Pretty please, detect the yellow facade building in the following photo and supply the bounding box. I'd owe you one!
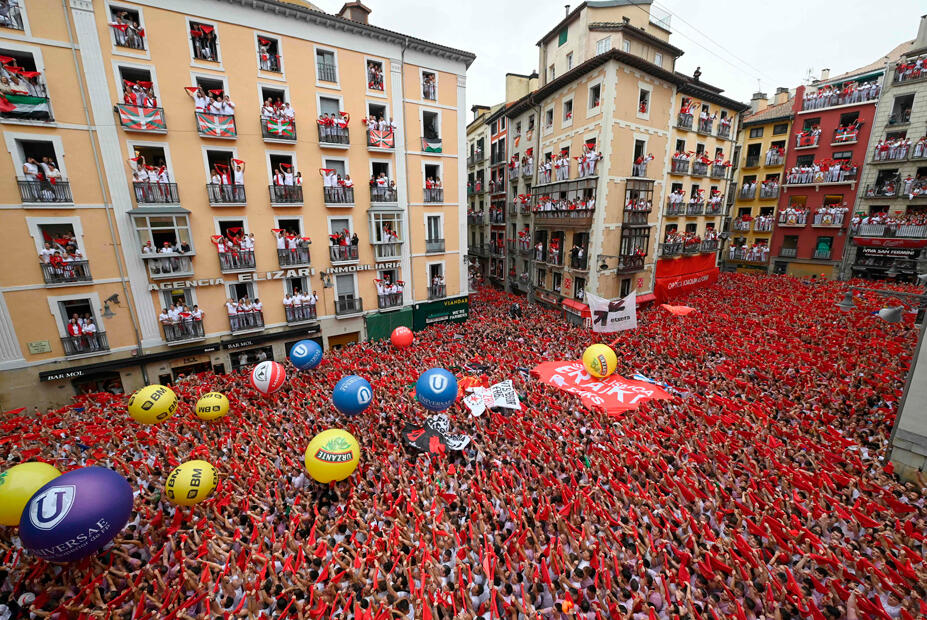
[726,89,793,272]
[0,0,473,408]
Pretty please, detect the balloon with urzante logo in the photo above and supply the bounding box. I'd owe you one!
[415,368,458,411]
[289,339,323,370]
[304,429,360,483]
[332,375,373,416]
[19,467,133,563]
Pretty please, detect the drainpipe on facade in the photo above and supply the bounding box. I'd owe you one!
[399,36,417,304]
[62,0,148,383]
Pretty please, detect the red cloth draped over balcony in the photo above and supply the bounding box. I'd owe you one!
[654,254,718,303]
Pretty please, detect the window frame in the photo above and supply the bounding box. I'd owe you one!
[254,31,285,79]
[105,1,148,58]
[26,216,86,258]
[131,213,195,256]
[595,36,611,56]
[420,67,438,102]
[185,17,223,70]
[425,212,444,242]
[587,80,603,116]
[562,98,574,128]
[364,56,388,98]
[637,84,651,121]
[313,45,340,90]
[6,131,70,181]
[46,291,106,340]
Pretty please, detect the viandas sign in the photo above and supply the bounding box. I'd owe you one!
[412,295,469,331]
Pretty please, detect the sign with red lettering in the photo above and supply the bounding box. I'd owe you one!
[531,360,671,416]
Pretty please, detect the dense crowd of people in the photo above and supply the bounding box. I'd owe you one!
[2,275,927,619]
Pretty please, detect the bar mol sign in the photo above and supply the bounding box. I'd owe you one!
[146,268,314,291]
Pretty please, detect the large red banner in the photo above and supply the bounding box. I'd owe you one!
[853,238,927,248]
[654,255,718,302]
[531,360,672,416]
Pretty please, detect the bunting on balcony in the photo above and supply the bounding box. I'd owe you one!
[422,137,442,153]
[0,93,50,118]
[265,117,295,137]
[116,104,166,131]
[368,129,394,149]
[196,112,236,137]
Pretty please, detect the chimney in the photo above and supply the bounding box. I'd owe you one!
[774,87,789,105]
[565,4,570,17]
[915,14,927,51]
[750,91,768,114]
[337,1,371,24]
[820,68,830,81]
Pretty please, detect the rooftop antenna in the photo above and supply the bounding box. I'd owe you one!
[804,67,815,85]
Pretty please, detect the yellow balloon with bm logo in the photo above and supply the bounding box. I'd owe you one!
[582,344,617,379]
[127,384,178,425]
[304,429,360,483]
[165,460,218,506]
[195,392,230,421]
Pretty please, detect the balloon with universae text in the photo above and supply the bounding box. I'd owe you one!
[332,375,373,416]
[415,368,458,411]
[0,462,61,526]
[19,467,132,562]
[251,361,286,396]
[289,339,323,370]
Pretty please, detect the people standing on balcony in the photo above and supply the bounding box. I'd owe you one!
[184,86,210,111]
[697,108,716,133]
[366,61,383,90]
[225,298,239,331]
[707,188,723,212]
[894,55,927,81]
[765,144,785,165]
[802,80,881,110]
[874,137,911,161]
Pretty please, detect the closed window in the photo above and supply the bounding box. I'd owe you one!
[772,123,788,135]
[749,127,763,138]
[595,37,610,55]
[558,29,568,46]
[654,52,663,67]
[622,40,631,53]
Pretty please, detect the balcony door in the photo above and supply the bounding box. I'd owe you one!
[335,274,355,302]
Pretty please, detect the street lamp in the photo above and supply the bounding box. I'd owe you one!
[836,291,856,312]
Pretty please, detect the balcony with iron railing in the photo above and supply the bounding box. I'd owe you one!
[323,186,354,206]
[700,239,719,253]
[317,62,337,83]
[373,242,402,261]
[718,124,732,139]
[704,201,724,216]
[132,182,178,205]
[813,248,832,260]
[795,133,819,149]
[367,128,395,150]
[616,254,645,274]
[622,211,650,226]
[377,292,403,310]
[660,242,682,257]
[745,155,761,168]
[285,303,318,324]
[40,260,91,285]
[468,243,488,257]
[873,145,910,163]
[489,243,505,258]
[534,208,595,227]
[779,247,798,258]
[892,64,927,85]
[740,185,756,200]
[218,250,255,272]
[335,297,363,316]
[207,183,246,206]
[570,254,589,271]
[0,84,52,122]
[277,247,311,268]
[710,165,728,180]
[61,332,109,356]
[676,113,693,130]
[759,185,779,199]
[800,87,880,111]
[682,241,700,255]
[261,118,297,142]
[686,202,705,216]
[18,179,73,204]
[777,212,807,227]
[270,185,304,205]
[832,127,859,145]
[811,212,845,228]
[1,1,25,30]
[670,159,689,175]
[370,187,397,203]
[142,253,193,279]
[467,213,484,225]
[733,219,751,232]
[467,183,483,197]
[697,119,714,135]
[229,311,264,334]
[162,320,205,345]
[318,124,349,147]
[194,112,237,138]
[426,238,445,253]
[522,165,533,178]
[854,223,927,238]
[766,152,785,166]
[424,188,444,203]
[691,161,709,176]
[631,162,650,178]
[665,202,686,216]
[730,247,769,264]
[489,210,505,224]
[114,104,166,132]
[428,284,446,300]
[329,244,359,263]
[545,248,563,267]
[784,169,858,187]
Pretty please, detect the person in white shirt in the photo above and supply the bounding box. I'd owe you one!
[219,95,235,116]
[225,298,239,331]
[252,298,263,326]
[281,103,295,120]
[307,291,318,319]
[159,308,173,340]
[283,292,294,320]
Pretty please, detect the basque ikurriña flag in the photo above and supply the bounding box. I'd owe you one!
[368,129,395,149]
[265,117,295,137]
[196,112,237,137]
[116,104,166,131]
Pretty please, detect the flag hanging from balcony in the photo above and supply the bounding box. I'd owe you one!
[368,129,394,149]
[265,117,295,137]
[116,104,166,131]
[422,137,442,153]
[586,291,637,333]
[0,94,50,119]
[195,111,237,137]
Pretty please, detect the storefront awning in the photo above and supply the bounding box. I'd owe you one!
[561,298,590,317]
[636,293,656,304]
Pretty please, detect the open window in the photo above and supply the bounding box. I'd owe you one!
[422,70,436,100]
[370,161,395,202]
[261,85,287,111]
[428,263,445,299]
[0,0,24,31]
[890,94,914,125]
[194,75,225,100]
[544,108,554,129]
[366,59,385,91]
[257,34,281,73]
[189,21,219,63]
[15,138,67,203]
[316,48,337,83]
[127,144,173,204]
[368,102,387,121]
[0,48,49,118]
[118,66,157,108]
[588,83,601,111]
[638,88,650,115]
[58,298,107,354]
[109,5,145,50]
[563,99,573,123]
[422,110,441,152]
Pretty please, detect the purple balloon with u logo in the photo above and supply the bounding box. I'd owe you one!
[19,466,133,563]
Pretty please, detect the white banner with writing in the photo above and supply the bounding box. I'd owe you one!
[587,290,637,333]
